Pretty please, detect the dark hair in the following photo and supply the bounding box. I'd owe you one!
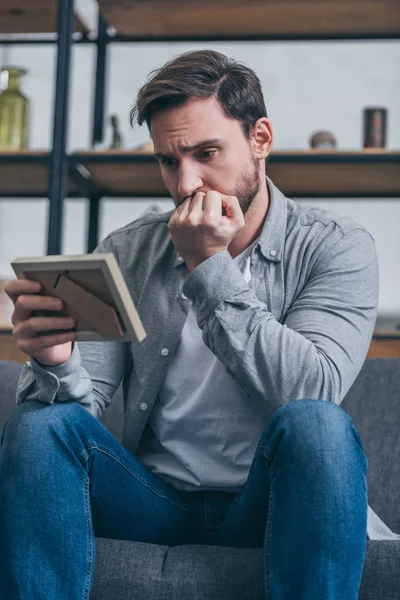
[130,50,267,140]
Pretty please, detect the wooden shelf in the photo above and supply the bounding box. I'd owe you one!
[71,150,400,198]
[0,149,399,198]
[98,0,400,39]
[0,0,88,35]
[0,151,80,197]
[72,150,168,197]
[268,150,400,197]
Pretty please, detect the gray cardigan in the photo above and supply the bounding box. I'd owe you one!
[17,179,396,540]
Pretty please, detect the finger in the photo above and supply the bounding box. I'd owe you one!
[12,294,64,326]
[221,195,244,222]
[4,279,41,305]
[17,332,76,355]
[203,191,223,223]
[173,196,192,221]
[14,316,75,339]
[187,192,205,218]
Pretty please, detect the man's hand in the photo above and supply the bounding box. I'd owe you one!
[168,191,245,271]
[5,278,76,366]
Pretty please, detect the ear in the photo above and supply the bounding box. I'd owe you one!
[250,117,273,160]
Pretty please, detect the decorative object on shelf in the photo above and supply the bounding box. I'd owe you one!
[363,107,387,148]
[0,66,30,150]
[133,140,154,154]
[109,114,123,149]
[309,130,337,149]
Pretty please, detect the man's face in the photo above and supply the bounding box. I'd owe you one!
[151,97,260,214]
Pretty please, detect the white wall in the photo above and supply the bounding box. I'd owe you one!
[0,40,399,316]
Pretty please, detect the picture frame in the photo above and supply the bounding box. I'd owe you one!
[11,253,146,343]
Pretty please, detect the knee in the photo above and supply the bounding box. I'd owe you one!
[1,400,88,453]
[262,399,364,458]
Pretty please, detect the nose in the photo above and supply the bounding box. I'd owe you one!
[177,161,203,201]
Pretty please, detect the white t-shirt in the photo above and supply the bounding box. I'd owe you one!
[136,240,269,492]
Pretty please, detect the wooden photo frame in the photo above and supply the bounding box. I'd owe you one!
[11,253,146,343]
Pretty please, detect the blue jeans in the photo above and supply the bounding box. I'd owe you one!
[0,398,367,599]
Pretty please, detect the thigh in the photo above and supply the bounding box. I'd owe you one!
[2,400,197,547]
[212,442,271,549]
[87,437,196,546]
[76,407,202,546]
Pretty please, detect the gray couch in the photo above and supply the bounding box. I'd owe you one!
[1,358,399,599]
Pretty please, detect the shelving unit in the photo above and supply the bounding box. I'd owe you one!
[1,0,400,251]
[98,0,400,40]
[0,0,88,35]
[0,0,399,357]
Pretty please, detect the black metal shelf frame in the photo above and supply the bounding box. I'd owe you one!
[0,1,399,253]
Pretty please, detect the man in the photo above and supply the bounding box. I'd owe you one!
[0,50,383,599]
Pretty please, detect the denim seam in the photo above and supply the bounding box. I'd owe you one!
[85,443,189,513]
[260,444,271,461]
[264,479,274,600]
[351,424,366,452]
[218,443,269,521]
[354,442,368,477]
[82,475,94,600]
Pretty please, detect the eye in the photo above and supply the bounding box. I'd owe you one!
[160,157,177,167]
[199,150,216,160]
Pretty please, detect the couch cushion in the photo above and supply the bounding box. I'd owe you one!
[91,539,262,600]
[91,538,400,600]
[341,358,400,532]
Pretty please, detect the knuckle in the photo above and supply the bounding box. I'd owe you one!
[15,295,25,309]
[17,338,31,352]
[45,297,56,309]
[28,317,40,330]
[203,215,214,228]
[26,338,44,352]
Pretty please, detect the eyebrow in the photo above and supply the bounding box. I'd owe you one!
[154,138,223,160]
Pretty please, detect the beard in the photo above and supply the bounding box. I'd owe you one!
[231,154,260,215]
[180,154,261,214]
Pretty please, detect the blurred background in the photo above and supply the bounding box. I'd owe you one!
[0,0,399,360]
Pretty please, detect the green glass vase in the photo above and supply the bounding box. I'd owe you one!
[0,66,30,150]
